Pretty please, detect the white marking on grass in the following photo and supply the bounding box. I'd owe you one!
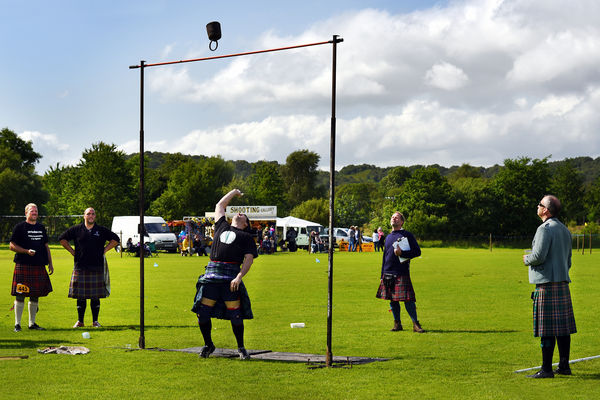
[514,354,600,373]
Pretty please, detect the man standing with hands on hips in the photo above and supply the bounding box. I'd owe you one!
[523,195,576,378]
[9,203,54,332]
[59,207,119,328]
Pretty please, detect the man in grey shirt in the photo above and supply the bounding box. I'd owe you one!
[523,195,576,378]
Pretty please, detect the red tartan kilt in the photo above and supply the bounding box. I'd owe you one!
[11,263,53,297]
[376,275,416,302]
[68,268,108,299]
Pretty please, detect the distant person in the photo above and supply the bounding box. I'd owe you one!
[376,212,424,333]
[286,227,298,252]
[348,226,356,252]
[372,230,379,252]
[356,228,363,252]
[181,235,191,256]
[194,233,208,256]
[270,226,277,252]
[126,237,135,252]
[310,230,322,253]
[59,207,119,328]
[523,195,576,378]
[378,227,385,252]
[9,203,54,332]
[192,189,258,360]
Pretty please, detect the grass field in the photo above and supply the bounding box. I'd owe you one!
[1,246,598,399]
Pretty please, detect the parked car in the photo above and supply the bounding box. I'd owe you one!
[320,227,372,247]
[320,227,349,247]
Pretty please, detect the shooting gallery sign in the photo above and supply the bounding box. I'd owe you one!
[226,206,277,219]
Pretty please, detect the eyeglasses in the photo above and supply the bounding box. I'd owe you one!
[538,203,546,208]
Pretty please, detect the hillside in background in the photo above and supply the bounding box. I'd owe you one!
[136,152,600,187]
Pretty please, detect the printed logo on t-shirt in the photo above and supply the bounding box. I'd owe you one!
[220,231,236,244]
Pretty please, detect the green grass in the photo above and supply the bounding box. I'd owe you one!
[0,246,598,399]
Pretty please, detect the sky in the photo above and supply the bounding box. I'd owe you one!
[2,0,600,174]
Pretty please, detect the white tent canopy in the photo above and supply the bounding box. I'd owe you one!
[276,216,322,229]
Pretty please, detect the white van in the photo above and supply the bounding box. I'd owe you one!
[276,216,323,250]
[111,216,178,252]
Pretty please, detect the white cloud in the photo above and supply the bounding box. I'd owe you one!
[424,62,469,90]
[19,130,70,152]
[531,94,582,119]
[116,0,600,168]
[19,130,75,172]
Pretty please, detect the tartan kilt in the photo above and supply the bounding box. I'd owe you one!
[68,268,108,299]
[11,263,53,297]
[533,282,576,337]
[376,275,416,302]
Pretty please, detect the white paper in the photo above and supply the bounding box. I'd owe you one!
[393,237,410,263]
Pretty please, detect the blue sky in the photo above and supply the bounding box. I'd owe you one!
[2,0,600,174]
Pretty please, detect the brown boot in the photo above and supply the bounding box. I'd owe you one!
[413,320,425,333]
[390,320,403,331]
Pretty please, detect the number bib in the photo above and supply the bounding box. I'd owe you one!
[16,283,30,294]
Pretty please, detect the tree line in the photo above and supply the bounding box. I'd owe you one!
[2,127,600,241]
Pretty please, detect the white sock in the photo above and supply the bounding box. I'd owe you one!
[28,301,38,326]
[14,300,25,326]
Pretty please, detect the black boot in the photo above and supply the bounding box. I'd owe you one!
[554,357,572,375]
[555,336,572,375]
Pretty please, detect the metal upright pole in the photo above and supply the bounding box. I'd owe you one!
[326,35,341,367]
[139,61,146,349]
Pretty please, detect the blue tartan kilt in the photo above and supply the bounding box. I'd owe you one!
[11,263,53,297]
[68,268,108,299]
[533,282,576,337]
[376,275,416,302]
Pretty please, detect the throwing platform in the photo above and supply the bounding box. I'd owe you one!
[155,347,388,365]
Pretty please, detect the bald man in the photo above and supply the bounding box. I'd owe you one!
[59,208,119,328]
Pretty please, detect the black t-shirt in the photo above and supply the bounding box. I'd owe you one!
[10,221,49,265]
[59,223,120,270]
[210,216,258,263]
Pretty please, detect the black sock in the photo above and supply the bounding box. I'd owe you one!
[556,335,571,367]
[199,320,213,347]
[77,299,86,322]
[231,322,244,348]
[91,298,100,321]
[541,336,556,372]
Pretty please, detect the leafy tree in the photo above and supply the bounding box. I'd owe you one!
[447,164,483,182]
[491,157,550,235]
[247,161,287,211]
[0,128,48,214]
[335,182,377,227]
[42,163,77,215]
[584,177,600,223]
[149,156,234,220]
[550,159,585,223]
[371,167,453,238]
[68,142,136,226]
[290,198,329,226]
[125,152,192,213]
[281,150,323,208]
[379,166,411,195]
[450,177,496,235]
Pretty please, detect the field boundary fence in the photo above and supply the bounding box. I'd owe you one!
[0,215,83,243]
[418,233,598,252]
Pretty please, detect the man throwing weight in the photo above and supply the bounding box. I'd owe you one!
[192,189,258,360]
